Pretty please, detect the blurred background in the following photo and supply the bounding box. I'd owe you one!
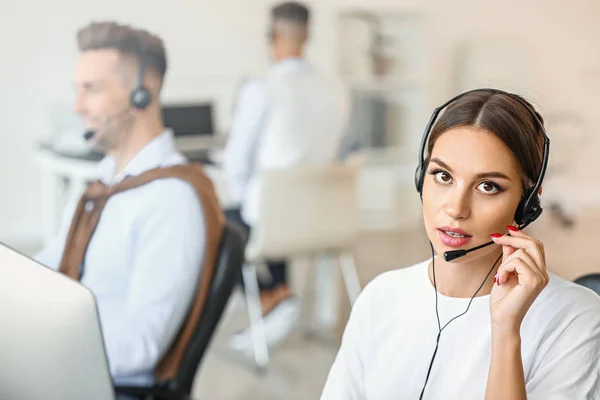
[1,0,600,398]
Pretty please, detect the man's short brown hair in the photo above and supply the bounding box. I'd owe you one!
[77,21,167,82]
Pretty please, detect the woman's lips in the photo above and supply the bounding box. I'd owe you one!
[437,228,472,248]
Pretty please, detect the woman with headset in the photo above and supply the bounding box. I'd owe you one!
[321,89,600,399]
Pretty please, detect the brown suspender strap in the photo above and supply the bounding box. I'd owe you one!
[57,163,225,381]
[58,180,112,280]
[151,165,225,381]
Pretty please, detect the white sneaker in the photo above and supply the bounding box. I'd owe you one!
[230,297,300,354]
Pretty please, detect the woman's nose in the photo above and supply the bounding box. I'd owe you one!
[444,188,471,220]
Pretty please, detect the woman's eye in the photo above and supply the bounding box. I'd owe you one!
[477,182,499,194]
[434,171,452,184]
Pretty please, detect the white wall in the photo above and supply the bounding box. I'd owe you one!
[2,0,600,246]
[0,0,271,245]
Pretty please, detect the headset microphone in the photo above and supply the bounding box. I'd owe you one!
[442,209,542,262]
[415,88,550,399]
[82,34,150,143]
[82,109,148,145]
[81,106,131,142]
[83,130,95,141]
[415,88,550,264]
[443,240,494,262]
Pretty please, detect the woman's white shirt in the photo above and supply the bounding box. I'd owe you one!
[321,259,600,400]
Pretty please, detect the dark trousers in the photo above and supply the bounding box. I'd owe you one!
[224,208,288,292]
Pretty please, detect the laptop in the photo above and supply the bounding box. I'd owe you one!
[0,242,115,400]
[162,103,216,151]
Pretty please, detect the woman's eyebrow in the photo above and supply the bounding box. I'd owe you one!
[430,158,511,180]
[474,171,511,180]
[429,157,453,172]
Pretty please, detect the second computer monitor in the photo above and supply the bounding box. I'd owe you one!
[162,103,214,137]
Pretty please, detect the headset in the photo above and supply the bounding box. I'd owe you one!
[130,35,152,110]
[84,35,152,141]
[415,88,550,399]
[415,88,551,262]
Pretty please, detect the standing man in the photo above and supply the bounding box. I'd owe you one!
[35,21,217,388]
[223,2,349,349]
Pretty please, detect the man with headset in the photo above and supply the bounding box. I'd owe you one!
[223,1,349,351]
[35,21,207,388]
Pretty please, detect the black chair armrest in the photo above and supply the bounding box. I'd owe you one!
[114,385,190,400]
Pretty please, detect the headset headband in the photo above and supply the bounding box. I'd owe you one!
[130,34,151,110]
[416,88,550,229]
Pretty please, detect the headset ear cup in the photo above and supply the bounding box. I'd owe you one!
[131,88,151,110]
[515,195,543,228]
[415,166,423,193]
[514,199,527,226]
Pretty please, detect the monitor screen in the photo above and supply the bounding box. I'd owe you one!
[162,103,214,137]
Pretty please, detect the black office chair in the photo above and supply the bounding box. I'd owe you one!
[115,221,246,400]
[573,273,600,296]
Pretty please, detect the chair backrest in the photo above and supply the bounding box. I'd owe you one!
[252,164,358,259]
[161,221,245,395]
[573,274,600,296]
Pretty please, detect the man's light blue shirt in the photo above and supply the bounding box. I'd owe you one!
[35,130,206,386]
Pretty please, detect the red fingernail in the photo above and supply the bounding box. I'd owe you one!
[490,233,503,238]
[493,274,498,283]
[507,225,519,231]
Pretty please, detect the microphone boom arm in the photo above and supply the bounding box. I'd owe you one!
[444,240,495,262]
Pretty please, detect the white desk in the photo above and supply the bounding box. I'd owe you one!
[34,144,233,246]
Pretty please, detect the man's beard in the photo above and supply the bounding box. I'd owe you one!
[89,113,135,153]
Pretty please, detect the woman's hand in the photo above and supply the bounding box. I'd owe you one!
[489,226,549,336]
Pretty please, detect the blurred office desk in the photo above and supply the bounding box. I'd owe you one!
[34,143,233,245]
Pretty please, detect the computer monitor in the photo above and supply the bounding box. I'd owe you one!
[162,103,214,137]
[0,242,115,400]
